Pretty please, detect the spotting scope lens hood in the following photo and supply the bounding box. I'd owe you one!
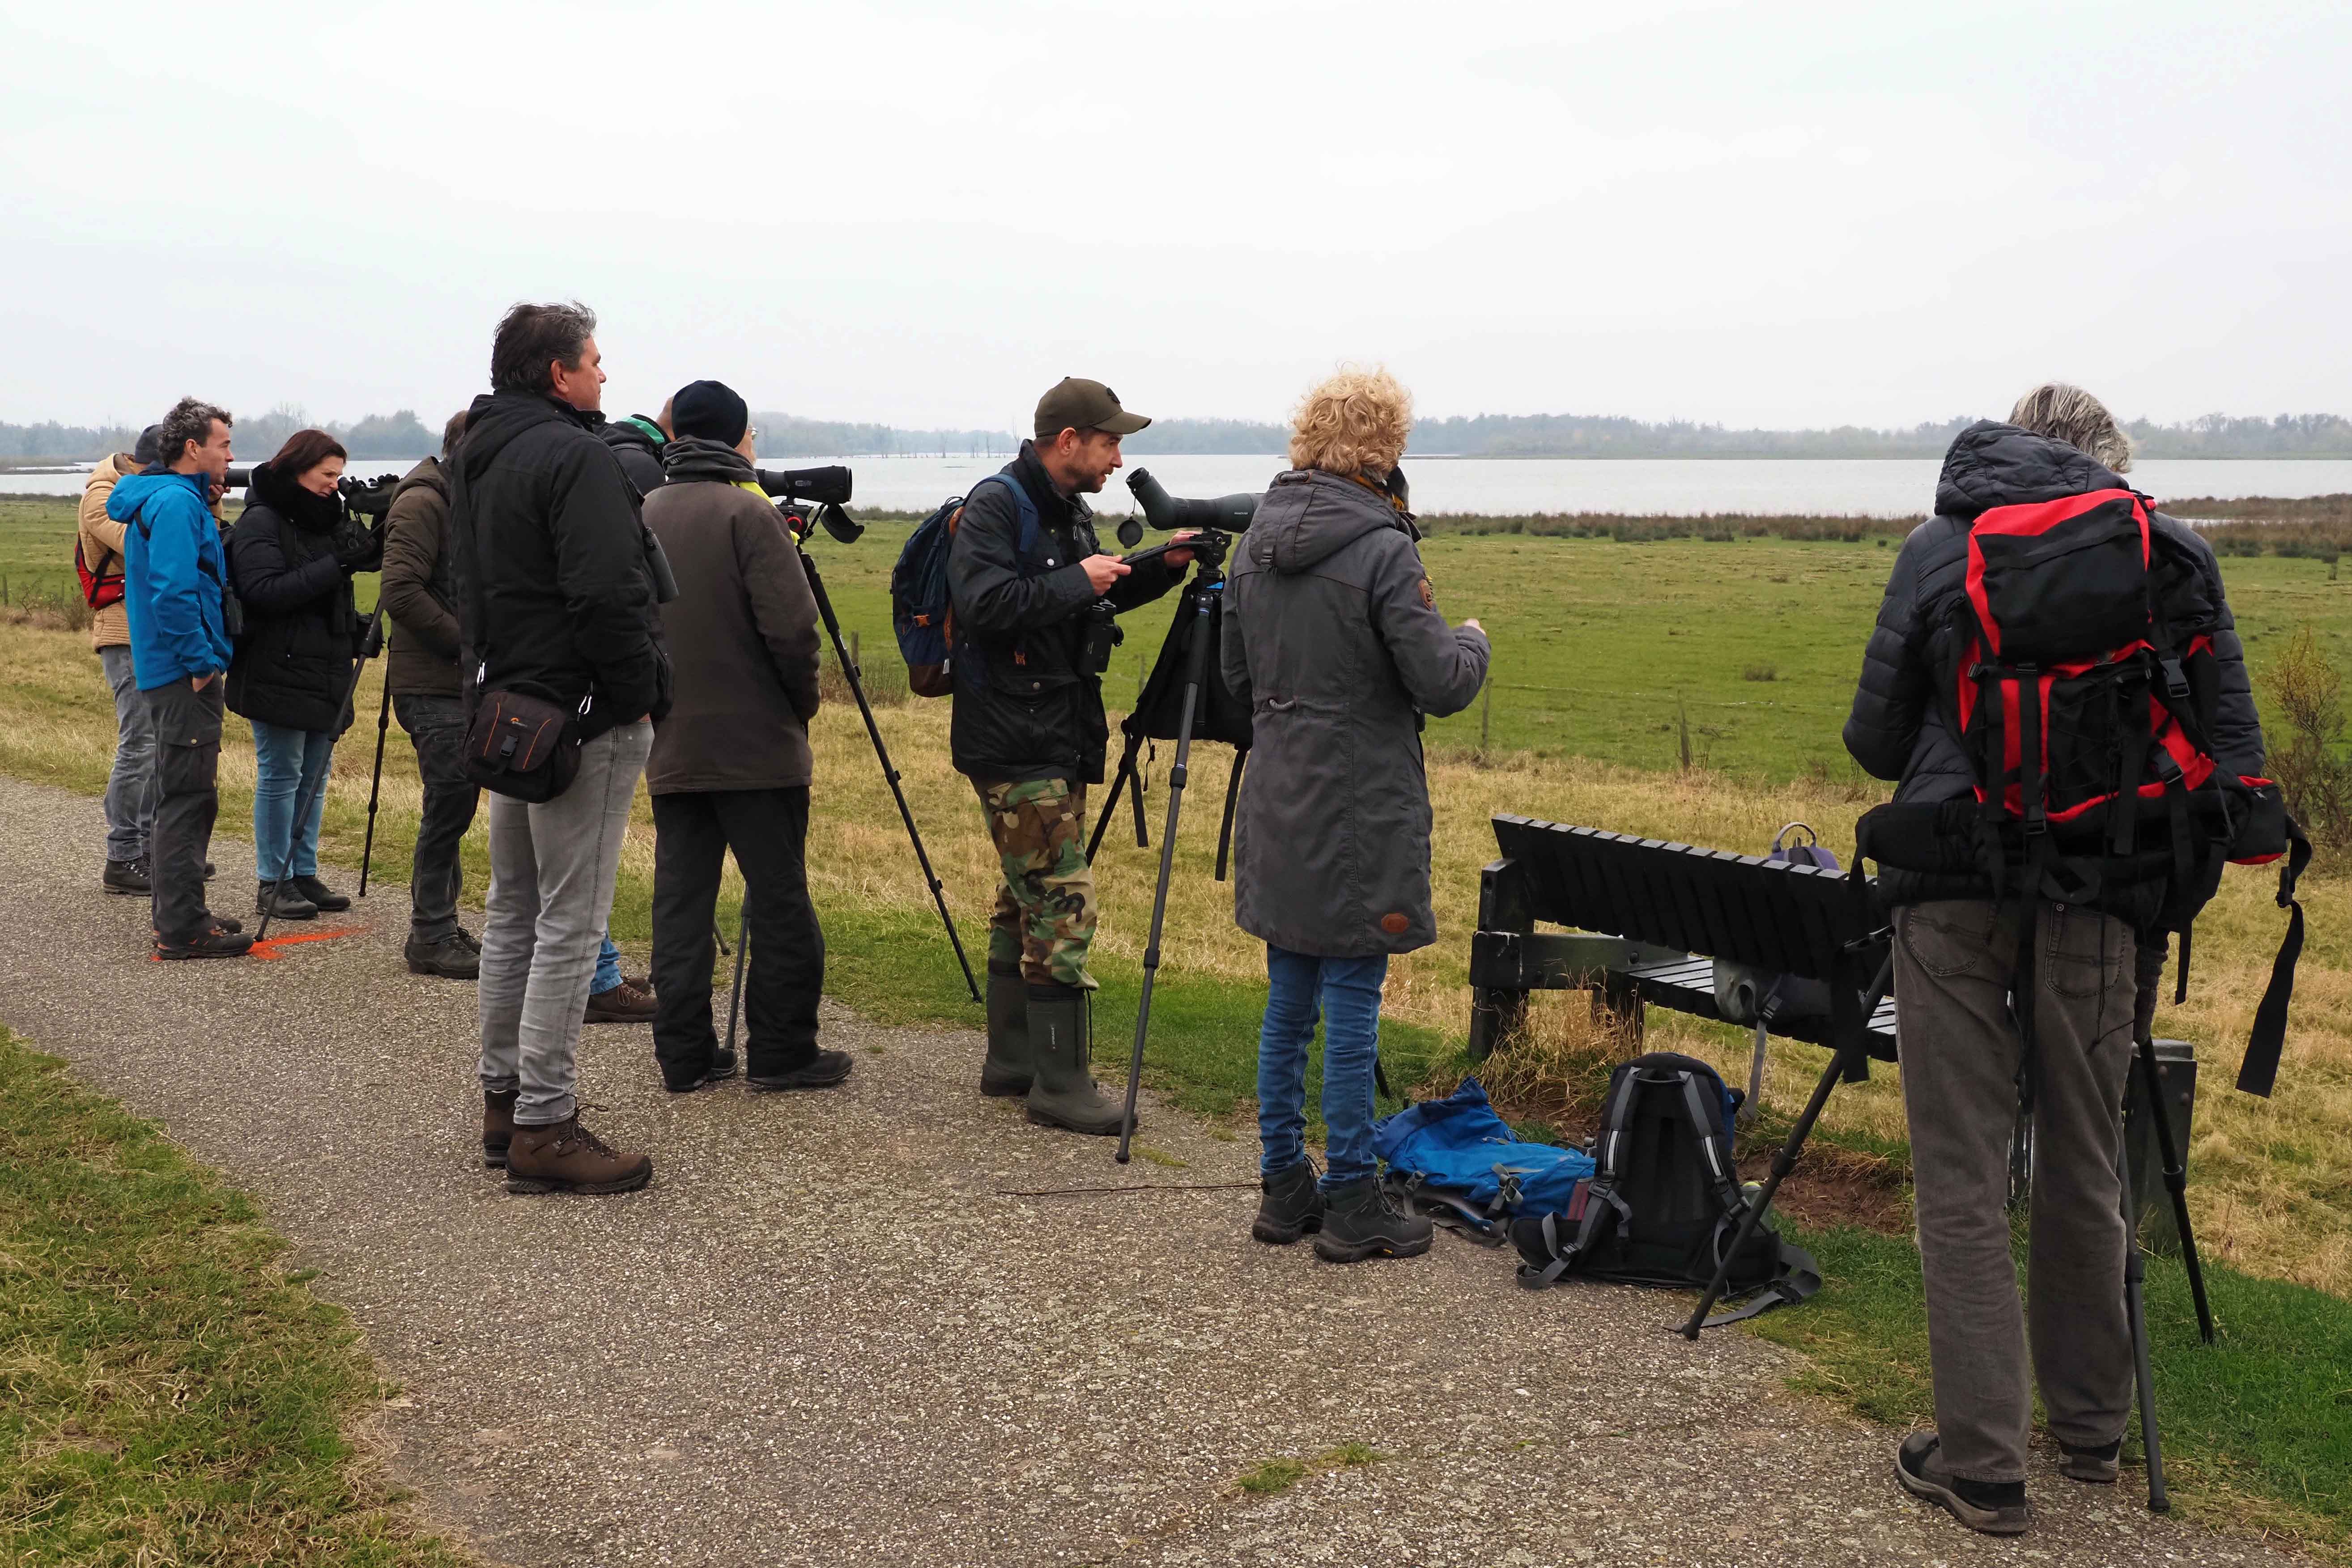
[224,466,254,489]
[1125,467,1261,535]
[757,464,854,506]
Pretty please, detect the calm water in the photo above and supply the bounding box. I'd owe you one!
[9,454,2349,518]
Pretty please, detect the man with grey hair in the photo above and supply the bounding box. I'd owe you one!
[1842,383,2263,1534]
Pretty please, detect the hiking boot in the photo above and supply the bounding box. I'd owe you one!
[455,926,482,954]
[504,1116,652,1195]
[288,874,351,913]
[1896,1433,2031,1535]
[980,962,1032,1097]
[103,856,151,895]
[665,1046,741,1093]
[748,1050,855,1092]
[625,972,654,994]
[1314,1177,1433,1263]
[256,880,317,920]
[155,922,255,960]
[2058,1438,2121,1485]
[584,978,657,1024]
[481,1088,518,1169]
[204,860,216,879]
[1023,983,1128,1136]
[1253,1160,1326,1245]
[210,912,242,934]
[405,931,481,980]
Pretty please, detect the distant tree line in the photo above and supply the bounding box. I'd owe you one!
[12,406,2352,462]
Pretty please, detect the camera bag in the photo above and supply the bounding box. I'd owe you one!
[892,475,1040,698]
[461,679,584,804]
[1510,1052,1817,1326]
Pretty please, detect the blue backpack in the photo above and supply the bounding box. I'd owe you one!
[891,474,1039,699]
[1372,1078,1595,1239]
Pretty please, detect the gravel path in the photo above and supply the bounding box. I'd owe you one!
[0,773,2299,1567]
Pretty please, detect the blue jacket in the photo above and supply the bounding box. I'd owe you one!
[110,470,233,690]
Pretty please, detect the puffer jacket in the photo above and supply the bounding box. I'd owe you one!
[1221,469,1489,956]
[77,453,139,649]
[1843,421,2263,908]
[945,441,1184,783]
[379,456,461,697]
[225,461,380,735]
[447,391,670,740]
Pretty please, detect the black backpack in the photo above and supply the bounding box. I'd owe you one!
[1510,1052,1818,1326]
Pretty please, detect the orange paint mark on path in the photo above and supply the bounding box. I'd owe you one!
[248,923,369,960]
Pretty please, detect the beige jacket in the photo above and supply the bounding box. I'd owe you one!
[77,454,138,649]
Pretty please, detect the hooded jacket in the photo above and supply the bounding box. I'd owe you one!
[641,437,822,794]
[945,440,1184,783]
[110,468,234,691]
[1843,421,2263,909]
[379,455,462,697]
[1220,469,1489,956]
[447,391,670,740]
[601,415,668,497]
[225,461,380,734]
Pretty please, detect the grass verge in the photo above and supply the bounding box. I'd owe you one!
[0,1029,471,1567]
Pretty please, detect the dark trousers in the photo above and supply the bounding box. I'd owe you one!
[394,692,479,939]
[651,787,824,1082]
[142,678,224,940]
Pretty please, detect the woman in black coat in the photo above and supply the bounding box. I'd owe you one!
[226,428,382,920]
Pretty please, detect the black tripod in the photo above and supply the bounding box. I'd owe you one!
[358,629,393,896]
[723,525,977,1041]
[256,605,386,943]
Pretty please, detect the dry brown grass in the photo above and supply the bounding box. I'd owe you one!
[2,614,2346,1296]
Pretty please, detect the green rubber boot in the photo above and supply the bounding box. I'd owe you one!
[1024,982,1130,1137]
[981,963,1033,1098]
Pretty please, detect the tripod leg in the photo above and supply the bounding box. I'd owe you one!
[359,657,392,897]
[725,910,749,1059]
[801,555,979,1002]
[1118,586,1216,1165]
[2118,1131,2170,1512]
[2135,1031,2214,1343]
[1085,747,1136,865]
[1683,953,1893,1338]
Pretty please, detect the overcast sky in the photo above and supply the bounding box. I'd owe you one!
[5,0,2346,433]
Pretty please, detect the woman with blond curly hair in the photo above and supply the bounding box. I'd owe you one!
[1220,367,1489,1262]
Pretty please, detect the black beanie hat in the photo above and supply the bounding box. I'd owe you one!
[132,424,165,465]
[671,380,748,446]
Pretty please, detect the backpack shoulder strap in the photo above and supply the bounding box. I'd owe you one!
[1514,1067,1642,1290]
[973,473,1044,564]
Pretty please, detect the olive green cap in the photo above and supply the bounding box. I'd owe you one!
[1033,377,1151,439]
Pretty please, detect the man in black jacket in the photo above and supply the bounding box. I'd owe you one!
[947,378,1189,1135]
[1843,385,2263,1535]
[450,300,671,1196]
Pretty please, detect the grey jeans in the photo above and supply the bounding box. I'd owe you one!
[100,644,158,862]
[1893,899,2138,1483]
[477,720,651,1127]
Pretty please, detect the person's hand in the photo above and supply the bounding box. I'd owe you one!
[189,671,216,691]
[1081,553,1132,594]
[207,479,225,506]
[1463,618,1484,633]
[1161,528,1200,570]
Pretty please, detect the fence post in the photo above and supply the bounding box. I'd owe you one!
[1479,672,1493,758]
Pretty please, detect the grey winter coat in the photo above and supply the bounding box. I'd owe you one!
[1221,470,1489,956]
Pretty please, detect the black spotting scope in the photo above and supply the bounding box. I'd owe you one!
[220,466,400,519]
[1118,467,1260,548]
[757,464,853,506]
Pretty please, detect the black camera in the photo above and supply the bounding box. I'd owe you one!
[1079,602,1124,676]
[1118,467,1261,548]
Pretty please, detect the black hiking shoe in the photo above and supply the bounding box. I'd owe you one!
[664,1047,740,1094]
[288,874,351,912]
[1314,1177,1433,1263]
[155,922,255,960]
[748,1050,854,1092]
[1253,1160,1326,1245]
[256,880,317,921]
[2058,1438,2121,1484]
[104,856,151,895]
[1896,1433,2031,1534]
[405,931,481,980]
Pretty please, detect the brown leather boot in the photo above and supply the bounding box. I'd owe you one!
[504,1116,652,1195]
[481,1089,518,1169]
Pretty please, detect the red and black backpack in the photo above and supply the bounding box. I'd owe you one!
[76,536,126,610]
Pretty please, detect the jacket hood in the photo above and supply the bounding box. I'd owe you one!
[1935,420,2131,519]
[1245,469,1409,574]
[608,416,666,454]
[458,391,592,484]
[393,454,447,501]
[660,435,753,484]
[106,469,203,521]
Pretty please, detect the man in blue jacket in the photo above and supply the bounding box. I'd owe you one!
[111,397,252,959]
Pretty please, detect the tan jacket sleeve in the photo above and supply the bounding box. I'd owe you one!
[78,455,132,570]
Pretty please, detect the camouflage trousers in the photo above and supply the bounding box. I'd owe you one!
[975,778,1098,990]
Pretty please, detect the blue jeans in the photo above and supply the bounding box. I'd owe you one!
[594,934,623,995]
[100,645,158,862]
[250,718,334,882]
[1255,944,1391,1186]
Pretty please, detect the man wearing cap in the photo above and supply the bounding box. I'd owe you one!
[641,379,850,1096]
[947,378,1191,1136]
